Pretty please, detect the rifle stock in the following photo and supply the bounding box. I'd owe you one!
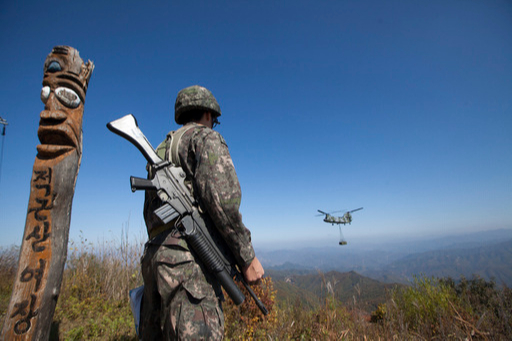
[107,114,268,315]
[107,114,161,165]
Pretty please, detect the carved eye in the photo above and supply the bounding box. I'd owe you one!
[41,86,51,103]
[55,87,81,108]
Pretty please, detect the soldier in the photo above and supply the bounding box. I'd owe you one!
[140,85,264,340]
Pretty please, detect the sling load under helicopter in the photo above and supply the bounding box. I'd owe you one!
[316,207,363,245]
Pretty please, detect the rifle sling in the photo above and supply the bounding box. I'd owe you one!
[149,221,175,240]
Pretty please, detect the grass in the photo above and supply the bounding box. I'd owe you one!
[0,244,18,330]
[1,236,511,340]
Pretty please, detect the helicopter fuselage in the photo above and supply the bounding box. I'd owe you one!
[323,212,351,225]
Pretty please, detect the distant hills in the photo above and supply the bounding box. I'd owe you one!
[267,269,403,313]
[259,229,512,287]
[382,238,512,286]
[261,229,512,314]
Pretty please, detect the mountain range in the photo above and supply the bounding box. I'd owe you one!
[258,229,512,287]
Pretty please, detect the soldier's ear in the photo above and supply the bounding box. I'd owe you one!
[201,111,214,128]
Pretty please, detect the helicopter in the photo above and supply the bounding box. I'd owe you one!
[316,207,363,245]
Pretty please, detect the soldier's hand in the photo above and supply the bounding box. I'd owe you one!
[243,257,264,285]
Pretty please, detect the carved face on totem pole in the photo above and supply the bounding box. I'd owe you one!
[0,46,93,340]
[37,46,94,160]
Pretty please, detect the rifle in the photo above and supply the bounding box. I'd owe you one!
[107,114,268,315]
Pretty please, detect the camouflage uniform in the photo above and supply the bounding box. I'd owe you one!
[141,121,255,340]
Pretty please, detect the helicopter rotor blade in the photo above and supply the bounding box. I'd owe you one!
[349,207,363,213]
[317,210,328,215]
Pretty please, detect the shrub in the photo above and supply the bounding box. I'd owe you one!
[223,276,278,340]
[442,275,512,339]
[384,275,460,338]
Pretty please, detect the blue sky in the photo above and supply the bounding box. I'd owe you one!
[0,0,511,250]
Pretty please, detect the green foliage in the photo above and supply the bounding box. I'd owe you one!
[376,274,512,340]
[54,294,136,340]
[370,303,386,323]
[387,275,457,337]
[442,275,512,339]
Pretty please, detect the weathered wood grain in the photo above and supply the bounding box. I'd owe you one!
[1,46,93,341]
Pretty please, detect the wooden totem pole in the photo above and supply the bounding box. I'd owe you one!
[1,46,94,340]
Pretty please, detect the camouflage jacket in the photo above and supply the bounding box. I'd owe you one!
[144,122,255,268]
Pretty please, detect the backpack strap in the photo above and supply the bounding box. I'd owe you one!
[169,124,195,166]
[155,139,168,160]
[154,124,195,164]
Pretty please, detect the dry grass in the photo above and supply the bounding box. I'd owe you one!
[1,237,511,340]
[0,245,19,332]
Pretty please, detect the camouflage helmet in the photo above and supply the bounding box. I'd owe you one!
[174,85,221,124]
